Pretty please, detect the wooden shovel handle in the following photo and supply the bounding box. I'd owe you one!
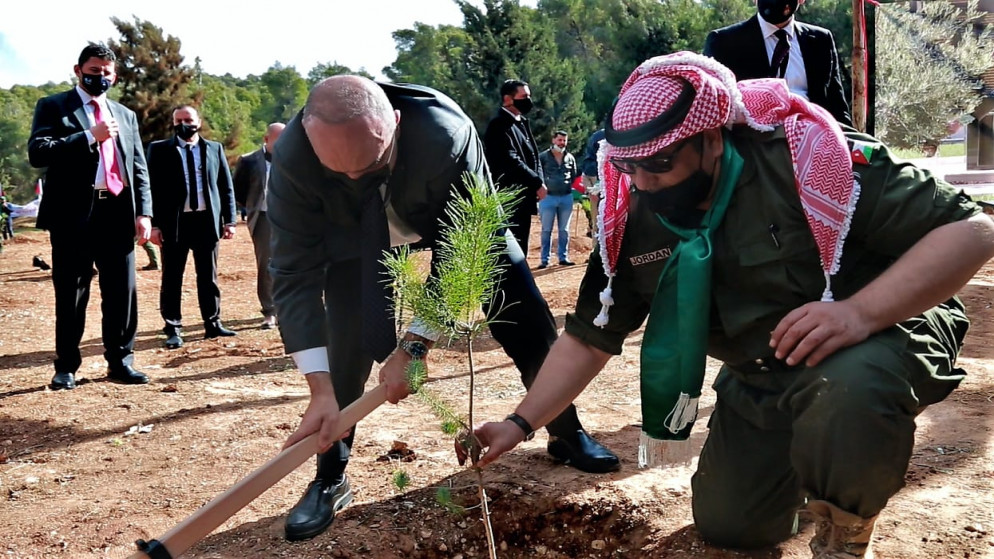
[128,383,388,559]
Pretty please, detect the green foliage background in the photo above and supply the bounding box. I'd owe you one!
[1,0,988,201]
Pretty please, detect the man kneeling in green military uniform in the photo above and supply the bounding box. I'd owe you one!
[464,52,994,558]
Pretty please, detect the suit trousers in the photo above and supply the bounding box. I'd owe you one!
[316,232,584,480]
[690,301,968,549]
[160,211,222,332]
[249,211,275,317]
[50,191,138,373]
[507,201,535,257]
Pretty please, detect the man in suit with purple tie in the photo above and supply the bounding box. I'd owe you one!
[28,43,153,389]
[704,0,852,126]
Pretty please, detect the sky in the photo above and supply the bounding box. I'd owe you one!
[0,1,533,88]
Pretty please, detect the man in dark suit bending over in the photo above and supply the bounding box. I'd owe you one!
[28,43,153,389]
[270,75,620,544]
[704,0,852,125]
[147,106,237,349]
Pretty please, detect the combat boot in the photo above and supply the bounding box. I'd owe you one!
[806,499,877,558]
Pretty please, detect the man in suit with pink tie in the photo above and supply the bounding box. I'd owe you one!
[28,43,153,390]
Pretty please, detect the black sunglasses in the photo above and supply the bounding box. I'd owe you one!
[609,138,693,175]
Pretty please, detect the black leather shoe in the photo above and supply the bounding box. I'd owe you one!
[165,333,183,349]
[560,259,577,266]
[547,429,621,473]
[50,372,76,390]
[204,322,236,338]
[537,263,548,270]
[107,366,149,385]
[285,476,353,541]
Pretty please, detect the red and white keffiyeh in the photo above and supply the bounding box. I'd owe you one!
[593,51,859,327]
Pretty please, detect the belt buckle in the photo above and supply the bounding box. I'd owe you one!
[95,189,111,200]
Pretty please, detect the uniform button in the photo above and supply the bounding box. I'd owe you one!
[755,358,765,365]
[760,366,770,372]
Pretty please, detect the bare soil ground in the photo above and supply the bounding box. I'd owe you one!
[1,214,992,559]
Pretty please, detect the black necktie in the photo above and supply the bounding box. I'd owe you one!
[360,185,396,362]
[771,29,790,79]
[185,144,199,211]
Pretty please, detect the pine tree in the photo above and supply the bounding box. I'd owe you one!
[108,16,201,145]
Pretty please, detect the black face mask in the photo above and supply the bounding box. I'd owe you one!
[80,73,111,97]
[642,170,712,224]
[758,0,798,25]
[512,97,534,115]
[174,123,199,141]
[640,137,714,225]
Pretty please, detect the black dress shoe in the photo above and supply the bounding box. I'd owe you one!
[560,259,577,266]
[547,429,621,473]
[165,333,183,349]
[204,322,236,338]
[285,476,353,541]
[107,366,149,385]
[50,372,76,390]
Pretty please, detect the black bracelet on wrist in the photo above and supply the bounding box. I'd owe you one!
[504,413,535,441]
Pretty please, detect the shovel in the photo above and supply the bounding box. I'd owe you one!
[128,383,388,559]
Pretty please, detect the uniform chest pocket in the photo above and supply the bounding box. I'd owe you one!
[716,224,821,302]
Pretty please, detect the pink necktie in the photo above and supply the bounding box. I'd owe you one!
[89,100,124,196]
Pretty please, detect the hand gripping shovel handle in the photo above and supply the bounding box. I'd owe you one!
[128,383,388,559]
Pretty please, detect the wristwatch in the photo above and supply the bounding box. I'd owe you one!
[399,339,429,360]
[504,413,535,441]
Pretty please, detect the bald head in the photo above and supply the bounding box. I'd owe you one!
[264,122,285,153]
[302,75,400,179]
[303,75,394,127]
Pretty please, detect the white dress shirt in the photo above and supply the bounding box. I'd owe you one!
[76,86,115,191]
[176,138,207,212]
[758,16,809,100]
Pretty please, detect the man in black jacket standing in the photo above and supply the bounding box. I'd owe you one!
[271,75,620,544]
[28,43,152,389]
[703,0,851,125]
[483,79,546,255]
[147,105,237,349]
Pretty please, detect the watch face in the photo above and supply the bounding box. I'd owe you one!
[403,340,428,359]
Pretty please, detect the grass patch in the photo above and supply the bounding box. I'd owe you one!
[892,142,966,159]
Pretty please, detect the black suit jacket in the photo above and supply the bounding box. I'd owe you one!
[233,147,268,233]
[146,137,235,243]
[28,89,152,232]
[482,109,544,214]
[268,82,493,354]
[704,15,852,126]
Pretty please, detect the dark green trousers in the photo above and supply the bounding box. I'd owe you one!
[691,300,968,549]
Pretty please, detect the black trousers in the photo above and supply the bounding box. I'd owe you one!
[507,202,535,256]
[249,211,275,317]
[160,211,221,332]
[50,191,138,373]
[316,232,581,479]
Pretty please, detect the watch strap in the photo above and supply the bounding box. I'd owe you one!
[505,413,535,441]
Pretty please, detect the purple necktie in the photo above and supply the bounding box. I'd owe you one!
[771,29,790,79]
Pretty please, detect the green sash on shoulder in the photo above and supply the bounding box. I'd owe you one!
[638,133,743,468]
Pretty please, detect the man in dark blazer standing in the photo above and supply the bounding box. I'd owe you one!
[703,0,852,125]
[483,79,547,256]
[271,76,619,543]
[233,122,285,330]
[147,105,237,349]
[28,43,152,390]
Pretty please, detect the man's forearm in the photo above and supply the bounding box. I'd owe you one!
[848,215,994,332]
[514,333,612,430]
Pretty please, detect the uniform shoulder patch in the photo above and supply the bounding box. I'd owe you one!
[848,139,876,165]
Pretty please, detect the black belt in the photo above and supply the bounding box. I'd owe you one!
[729,355,803,375]
[94,188,129,200]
